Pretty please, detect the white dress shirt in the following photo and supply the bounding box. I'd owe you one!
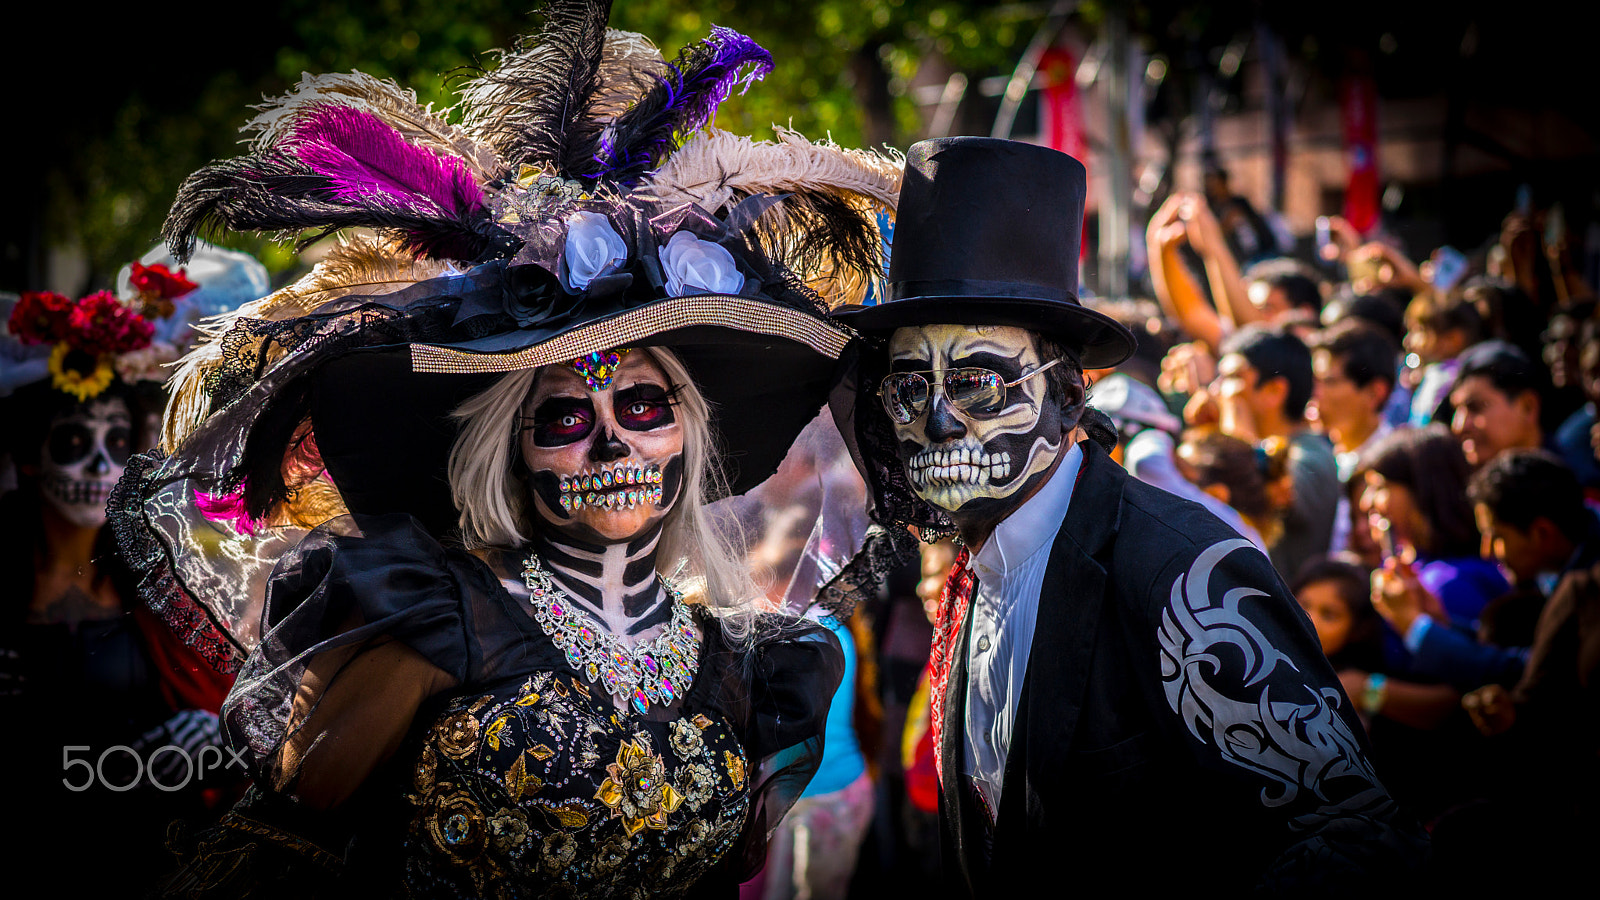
[963,441,1083,818]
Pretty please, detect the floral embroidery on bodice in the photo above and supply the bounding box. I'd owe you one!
[404,669,750,899]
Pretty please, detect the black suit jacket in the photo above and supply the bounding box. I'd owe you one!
[937,440,1427,896]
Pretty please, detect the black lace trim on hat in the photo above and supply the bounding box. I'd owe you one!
[107,448,244,673]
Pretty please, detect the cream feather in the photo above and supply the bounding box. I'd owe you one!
[588,30,671,125]
[645,127,903,217]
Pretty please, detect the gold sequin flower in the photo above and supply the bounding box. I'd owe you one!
[668,718,705,759]
[488,808,530,854]
[541,831,579,875]
[675,762,717,811]
[425,789,486,859]
[433,709,482,759]
[594,834,633,877]
[595,739,684,835]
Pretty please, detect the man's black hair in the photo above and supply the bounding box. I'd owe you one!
[1312,320,1399,390]
[1321,287,1406,347]
[1220,324,1314,422]
[1467,449,1591,544]
[1245,258,1323,314]
[1452,339,1545,401]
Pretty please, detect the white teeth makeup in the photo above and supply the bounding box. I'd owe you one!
[556,463,666,512]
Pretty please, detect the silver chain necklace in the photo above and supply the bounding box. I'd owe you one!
[521,552,699,715]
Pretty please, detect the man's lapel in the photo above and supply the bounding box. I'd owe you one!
[992,440,1125,847]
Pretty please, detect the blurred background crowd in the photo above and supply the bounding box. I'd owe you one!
[5,1,1598,896]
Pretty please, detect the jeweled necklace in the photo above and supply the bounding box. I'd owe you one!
[522,551,699,715]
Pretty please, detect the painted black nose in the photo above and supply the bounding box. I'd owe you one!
[85,451,111,476]
[925,396,967,443]
[589,429,631,463]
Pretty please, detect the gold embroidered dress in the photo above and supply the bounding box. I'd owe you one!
[164,516,840,899]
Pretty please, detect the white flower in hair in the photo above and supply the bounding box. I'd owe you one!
[660,230,742,297]
[562,211,628,291]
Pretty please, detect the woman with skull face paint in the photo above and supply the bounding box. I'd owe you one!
[0,269,259,891]
[106,6,905,896]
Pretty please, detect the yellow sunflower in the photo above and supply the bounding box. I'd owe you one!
[48,344,114,402]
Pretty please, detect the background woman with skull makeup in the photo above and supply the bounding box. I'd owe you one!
[105,4,904,895]
[0,245,269,891]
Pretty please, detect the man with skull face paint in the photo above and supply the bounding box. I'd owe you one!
[832,138,1426,896]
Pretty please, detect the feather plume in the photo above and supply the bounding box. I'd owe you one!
[247,71,502,184]
[454,0,612,178]
[646,127,902,214]
[163,142,510,265]
[641,128,902,308]
[587,30,669,124]
[284,106,485,220]
[595,25,774,183]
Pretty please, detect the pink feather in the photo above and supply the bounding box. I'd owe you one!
[194,486,260,537]
[286,106,484,218]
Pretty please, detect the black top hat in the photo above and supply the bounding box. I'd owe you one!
[835,137,1134,369]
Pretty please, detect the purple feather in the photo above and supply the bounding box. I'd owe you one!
[685,26,774,129]
[285,106,484,218]
[592,26,773,181]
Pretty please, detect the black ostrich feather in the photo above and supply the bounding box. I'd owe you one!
[458,0,613,179]
[163,150,516,265]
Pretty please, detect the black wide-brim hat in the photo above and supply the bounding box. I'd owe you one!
[834,137,1135,369]
[307,264,854,535]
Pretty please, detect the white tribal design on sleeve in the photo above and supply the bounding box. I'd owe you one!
[1157,538,1393,826]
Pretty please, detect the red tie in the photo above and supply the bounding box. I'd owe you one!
[928,546,976,784]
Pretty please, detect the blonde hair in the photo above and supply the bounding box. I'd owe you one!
[447,347,760,643]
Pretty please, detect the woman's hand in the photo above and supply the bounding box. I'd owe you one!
[1320,214,1363,265]
[1158,342,1216,397]
[1462,683,1517,736]
[1348,241,1426,295]
[1370,556,1446,635]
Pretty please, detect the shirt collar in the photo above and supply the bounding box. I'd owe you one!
[973,440,1083,578]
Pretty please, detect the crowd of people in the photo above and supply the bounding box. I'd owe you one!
[1063,184,1600,890]
[3,4,1598,897]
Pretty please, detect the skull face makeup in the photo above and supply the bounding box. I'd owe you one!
[520,349,685,545]
[886,324,1065,525]
[38,397,133,530]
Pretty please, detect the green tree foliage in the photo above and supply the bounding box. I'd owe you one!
[32,0,1044,291]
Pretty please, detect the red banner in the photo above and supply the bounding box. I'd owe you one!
[1039,47,1088,257]
[1340,72,1380,234]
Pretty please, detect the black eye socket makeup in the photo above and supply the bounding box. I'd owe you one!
[105,426,132,466]
[47,422,94,466]
[527,397,596,447]
[613,384,676,431]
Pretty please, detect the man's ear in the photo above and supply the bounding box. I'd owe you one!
[1258,374,1289,413]
[1362,379,1392,413]
[1515,389,1541,422]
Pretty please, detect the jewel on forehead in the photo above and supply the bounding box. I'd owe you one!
[569,348,630,391]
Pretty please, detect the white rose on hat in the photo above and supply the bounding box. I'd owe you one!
[660,230,743,297]
[562,211,629,291]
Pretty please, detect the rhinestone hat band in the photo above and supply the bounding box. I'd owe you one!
[410,296,852,374]
[522,552,699,715]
